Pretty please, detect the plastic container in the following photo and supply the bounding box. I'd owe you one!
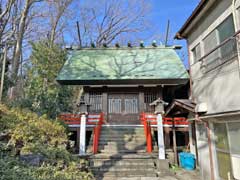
[179,152,195,170]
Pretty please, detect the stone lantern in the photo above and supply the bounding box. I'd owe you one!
[150,98,168,160]
[150,98,168,114]
[77,96,90,114]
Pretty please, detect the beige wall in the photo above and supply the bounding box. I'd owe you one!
[185,1,240,179]
[188,0,240,114]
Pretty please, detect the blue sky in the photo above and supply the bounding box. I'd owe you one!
[149,0,200,66]
[65,0,200,67]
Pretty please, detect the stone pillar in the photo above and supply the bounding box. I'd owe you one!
[79,114,87,155]
[157,114,165,160]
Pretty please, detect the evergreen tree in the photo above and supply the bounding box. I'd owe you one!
[22,40,73,118]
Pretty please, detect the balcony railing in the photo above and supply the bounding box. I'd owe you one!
[198,30,240,72]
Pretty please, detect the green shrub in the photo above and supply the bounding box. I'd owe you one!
[0,155,94,180]
[0,105,94,180]
[0,104,67,155]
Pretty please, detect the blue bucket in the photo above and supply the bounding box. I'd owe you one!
[179,152,195,170]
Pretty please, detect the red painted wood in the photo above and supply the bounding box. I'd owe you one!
[59,113,104,154]
[140,113,188,126]
[141,113,152,153]
[92,113,104,154]
[140,113,189,154]
[147,122,152,153]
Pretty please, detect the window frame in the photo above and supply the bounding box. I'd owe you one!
[191,43,201,65]
[201,14,236,72]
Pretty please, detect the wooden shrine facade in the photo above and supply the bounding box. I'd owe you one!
[83,86,162,125]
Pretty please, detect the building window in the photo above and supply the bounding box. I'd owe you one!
[213,123,233,180]
[197,123,207,141]
[108,98,121,114]
[203,29,220,69]
[203,15,236,71]
[228,122,240,180]
[191,44,201,64]
[125,98,138,114]
[228,122,240,154]
[144,92,157,113]
[89,92,103,113]
[218,15,236,62]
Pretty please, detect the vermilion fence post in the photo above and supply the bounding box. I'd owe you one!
[92,113,104,154]
[147,121,152,153]
[141,113,152,153]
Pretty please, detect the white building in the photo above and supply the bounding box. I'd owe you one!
[176,0,240,180]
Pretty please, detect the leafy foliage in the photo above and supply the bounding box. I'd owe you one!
[0,155,94,180]
[14,40,73,119]
[0,104,67,155]
[0,104,94,180]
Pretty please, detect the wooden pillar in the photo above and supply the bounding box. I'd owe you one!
[172,117,178,164]
[139,91,145,113]
[102,92,108,122]
[84,92,89,101]
[164,128,171,149]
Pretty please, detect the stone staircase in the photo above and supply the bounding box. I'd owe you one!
[87,127,169,179]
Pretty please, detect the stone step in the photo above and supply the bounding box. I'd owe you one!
[100,127,145,131]
[99,135,146,139]
[89,140,147,145]
[88,144,158,149]
[90,164,156,170]
[91,166,156,172]
[97,138,146,142]
[95,141,146,146]
[89,139,146,146]
[89,153,159,159]
[89,159,155,166]
[91,170,158,177]
[98,144,146,150]
[98,149,147,154]
[87,146,159,153]
[100,130,145,134]
[100,132,145,135]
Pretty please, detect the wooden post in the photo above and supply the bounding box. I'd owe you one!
[0,46,7,102]
[157,113,165,159]
[102,92,108,123]
[164,128,171,149]
[79,113,87,155]
[139,91,145,112]
[92,113,103,154]
[147,122,152,153]
[172,117,178,164]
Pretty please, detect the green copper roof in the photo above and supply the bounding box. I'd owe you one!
[56,47,189,85]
